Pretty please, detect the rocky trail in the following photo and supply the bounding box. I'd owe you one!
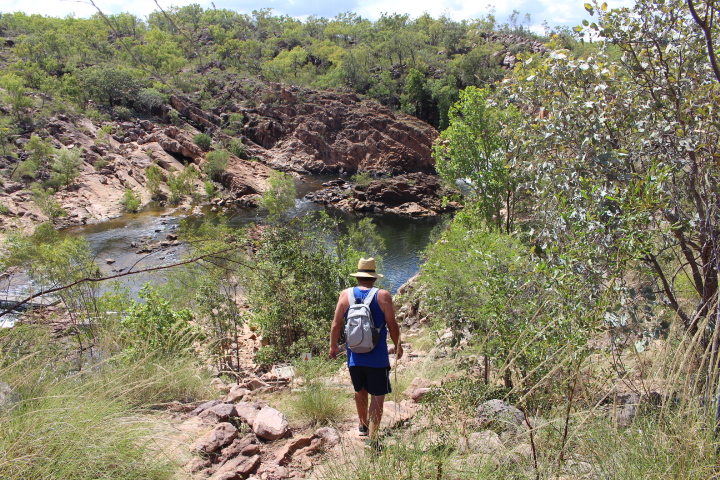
[152,318,438,480]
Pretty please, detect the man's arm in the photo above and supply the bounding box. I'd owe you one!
[378,289,403,359]
[329,289,349,359]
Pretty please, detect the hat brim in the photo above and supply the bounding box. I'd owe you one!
[349,272,384,278]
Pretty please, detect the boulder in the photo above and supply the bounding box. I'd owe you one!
[240,378,270,391]
[224,386,251,403]
[192,400,224,416]
[235,401,264,426]
[379,400,420,430]
[314,426,340,448]
[253,406,290,441]
[192,422,238,454]
[475,399,528,444]
[199,403,237,423]
[465,430,504,454]
[409,387,431,403]
[403,377,436,400]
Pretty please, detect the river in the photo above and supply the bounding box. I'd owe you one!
[62,175,450,296]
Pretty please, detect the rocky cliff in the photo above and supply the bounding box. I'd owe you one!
[168,81,439,175]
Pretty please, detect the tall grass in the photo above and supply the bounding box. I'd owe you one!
[290,357,347,426]
[0,336,213,479]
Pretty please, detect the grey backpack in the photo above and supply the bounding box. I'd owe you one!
[345,287,382,354]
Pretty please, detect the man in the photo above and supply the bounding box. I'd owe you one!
[329,257,403,448]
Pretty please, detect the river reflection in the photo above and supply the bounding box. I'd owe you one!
[62,176,451,295]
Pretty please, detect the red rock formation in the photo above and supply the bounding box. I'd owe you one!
[239,86,438,175]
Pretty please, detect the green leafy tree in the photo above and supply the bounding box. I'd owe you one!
[401,68,431,120]
[80,65,140,107]
[0,73,33,119]
[144,164,163,200]
[14,134,54,181]
[420,206,599,388]
[433,87,521,232]
[50,147,83,188]
[503,0,720,338]
[247,214,376,367]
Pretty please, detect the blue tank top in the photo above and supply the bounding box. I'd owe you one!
[346,287,389,368]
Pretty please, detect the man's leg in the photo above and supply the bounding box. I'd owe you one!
[368,394,385,439]
[355,388,369,429]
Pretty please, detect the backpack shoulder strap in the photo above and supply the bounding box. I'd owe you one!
[363,287,379,306]
[347,287,356,305]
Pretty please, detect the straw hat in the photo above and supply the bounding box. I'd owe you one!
[349,257,384,278]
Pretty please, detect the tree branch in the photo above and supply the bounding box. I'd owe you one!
[687,0,720,84]
[0,246,238,318]
[644,253,692,329]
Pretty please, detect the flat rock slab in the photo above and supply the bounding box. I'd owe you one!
[380,400,420,430]
[209,454,261,480]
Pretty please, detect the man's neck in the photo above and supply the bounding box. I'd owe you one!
[356,279,376,289]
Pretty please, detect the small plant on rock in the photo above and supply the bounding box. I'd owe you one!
[120,188,141,212]
[203,149,230,181]
[227,138,246,158]
[193,133,212,150]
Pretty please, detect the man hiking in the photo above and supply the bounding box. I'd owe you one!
[329,258,403,451]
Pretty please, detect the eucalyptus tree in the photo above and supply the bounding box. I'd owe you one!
[503,0,720,340]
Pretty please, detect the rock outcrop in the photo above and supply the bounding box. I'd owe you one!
[305,173,461,216]
[164,85,438,176]
[0,116,274,233]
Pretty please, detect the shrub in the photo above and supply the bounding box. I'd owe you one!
[13,159,39,180]
[135,88,166,112]
[351,171,374,187]
[168,109,181,126]
[227,138,246,158]
[119,284,203,360]
[113,105,133,121]
[247,215,352,368]
[167,165,198,203]
[120,189,141,212]
[203,180,216,197]
[260,170,296,220]
[95,124,113,144]
[93,158,108,171]
[31,185,65,220]
[145,164,163,200]
[204,149,230,180]
[49,147,83,187]
[193,133,212,150]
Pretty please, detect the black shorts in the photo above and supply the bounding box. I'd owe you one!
[349,366,392,396]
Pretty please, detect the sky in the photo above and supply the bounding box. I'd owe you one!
[1,0,637,33]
